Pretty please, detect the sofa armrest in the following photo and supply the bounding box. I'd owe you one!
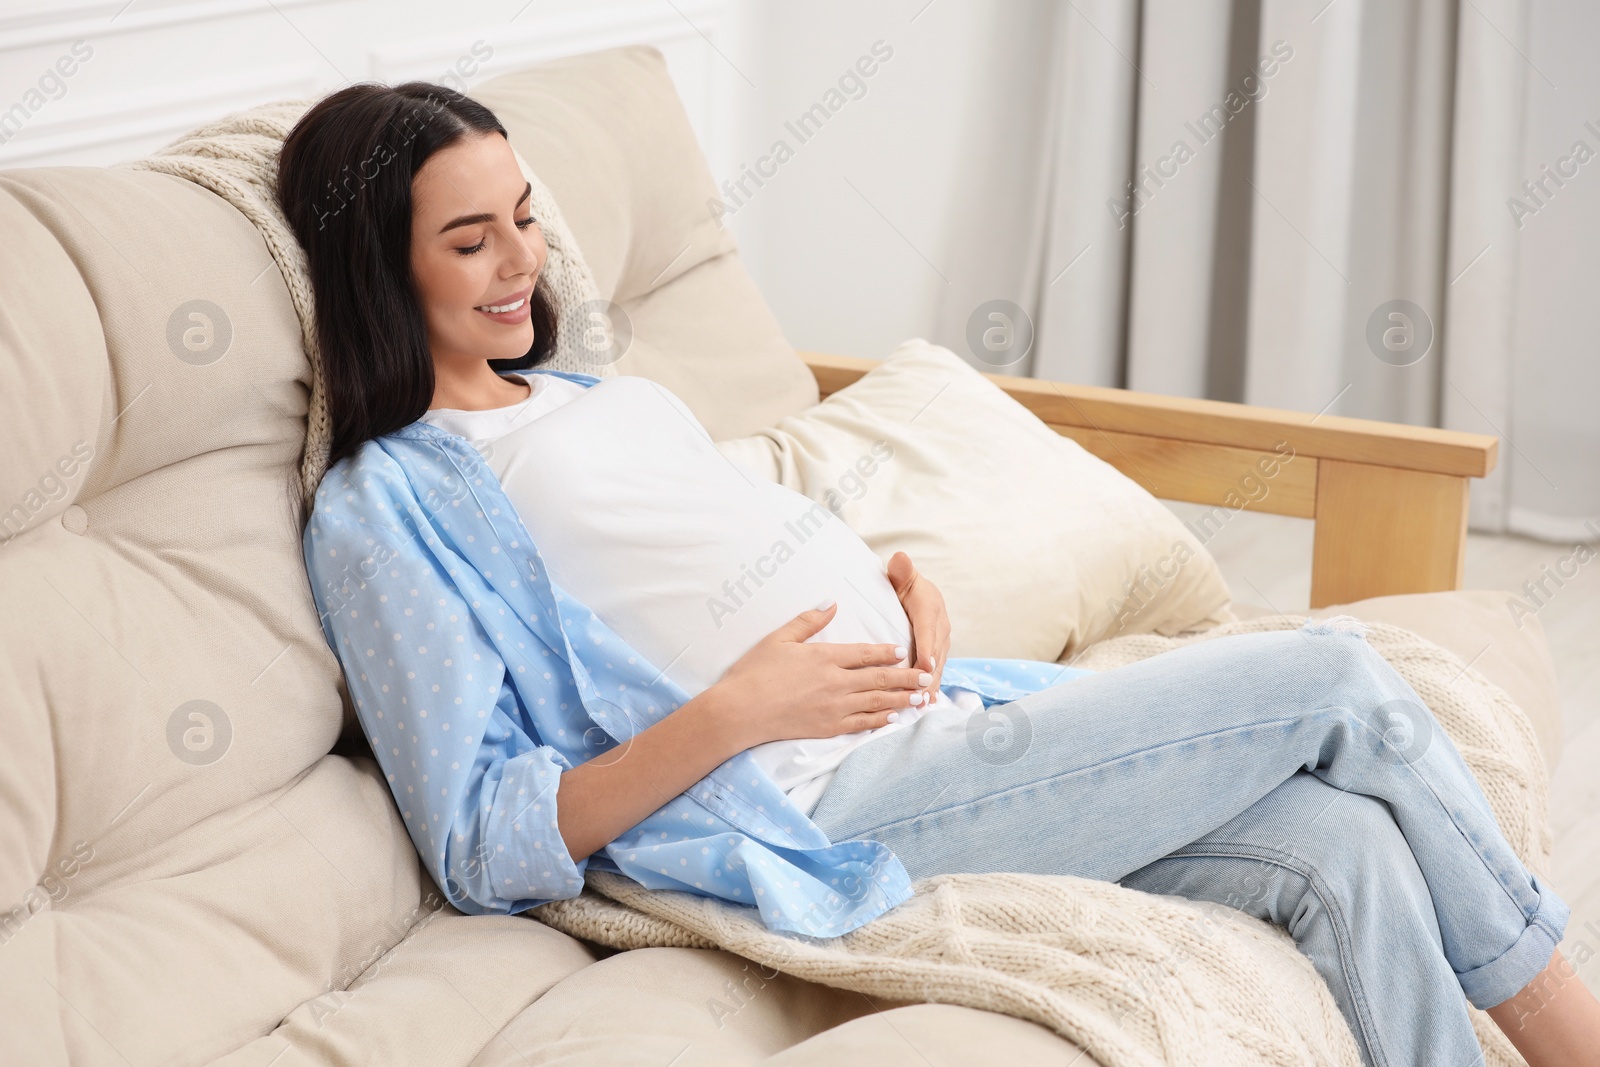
[799,351,1499,609]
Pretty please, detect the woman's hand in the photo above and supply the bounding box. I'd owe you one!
[887,551,950,704]
[710,602,933,751]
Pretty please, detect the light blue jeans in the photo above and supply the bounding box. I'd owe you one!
[806,620,1569,1067]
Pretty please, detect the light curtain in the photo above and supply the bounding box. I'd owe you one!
[931,0,1594,540]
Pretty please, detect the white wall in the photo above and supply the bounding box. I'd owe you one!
[0,0,726,169]
[713,0,1058,361]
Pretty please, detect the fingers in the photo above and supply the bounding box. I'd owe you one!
[818,641,908,668]
[891,555,950,704]
[907,612,937,702]
[841,707,900,734]
[926,628,950,700]
[838,665,933,695]
[885,551,917,598]
[777,600,837,643]
[837,685,930,736]
[841,687,922,716]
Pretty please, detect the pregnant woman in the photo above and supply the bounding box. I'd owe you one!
[281,83,1598,1067]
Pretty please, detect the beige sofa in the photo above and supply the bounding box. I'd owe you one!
[0,45,1569,1065]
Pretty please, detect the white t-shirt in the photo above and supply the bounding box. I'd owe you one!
[420,372,981,817]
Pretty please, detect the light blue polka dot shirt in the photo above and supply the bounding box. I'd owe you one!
[302,369,1091,938]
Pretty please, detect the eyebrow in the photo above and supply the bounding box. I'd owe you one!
[437,182,532,235]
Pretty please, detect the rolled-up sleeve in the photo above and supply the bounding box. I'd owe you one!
[303,472,589,915]
[469,723,589,907]
[439,676,590,911]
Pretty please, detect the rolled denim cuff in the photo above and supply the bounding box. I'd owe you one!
[1457,872,1572,1009]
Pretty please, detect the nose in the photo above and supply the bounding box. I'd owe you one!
[498,219,539,279]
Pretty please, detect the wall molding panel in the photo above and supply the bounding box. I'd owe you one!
[0,0,339,51]
[0,0,728,168]
[0,65,319,164]
[367,0,723,81]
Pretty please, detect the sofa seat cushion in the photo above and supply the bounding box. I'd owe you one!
[465,946,1093,1067]
[213,909,594,1066]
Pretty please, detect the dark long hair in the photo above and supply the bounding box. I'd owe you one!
[277,82,559,473]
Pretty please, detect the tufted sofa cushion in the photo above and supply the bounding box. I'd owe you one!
[0,44,821,1067]
[470,46,819,440]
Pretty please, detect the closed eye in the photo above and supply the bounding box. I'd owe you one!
[454,215,540,257]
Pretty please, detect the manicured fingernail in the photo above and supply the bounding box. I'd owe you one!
[816,598,835,610]
[909,691,923,705]
[894,645,907,660]
[887,711,900,723]
[917,672,932,686]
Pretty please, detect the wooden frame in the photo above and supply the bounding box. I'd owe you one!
[799,351,1498,609]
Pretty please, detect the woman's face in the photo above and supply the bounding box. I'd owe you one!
[409,131,548,373]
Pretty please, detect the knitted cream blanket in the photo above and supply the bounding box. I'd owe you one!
[114,98,613,517]
[534,617,1552,1067]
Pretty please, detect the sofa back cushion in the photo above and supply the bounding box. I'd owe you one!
[0,43,795,1065]
[471,45,819,440]
[0,160,436,1064]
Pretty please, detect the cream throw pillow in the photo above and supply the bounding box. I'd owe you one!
[716,339,1235,662]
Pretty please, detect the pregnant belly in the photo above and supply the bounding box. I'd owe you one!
[541,482,914,697]
[483,374,915,699]
[477,373,929,802]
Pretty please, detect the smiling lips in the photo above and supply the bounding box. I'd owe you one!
[474,285,534,324]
